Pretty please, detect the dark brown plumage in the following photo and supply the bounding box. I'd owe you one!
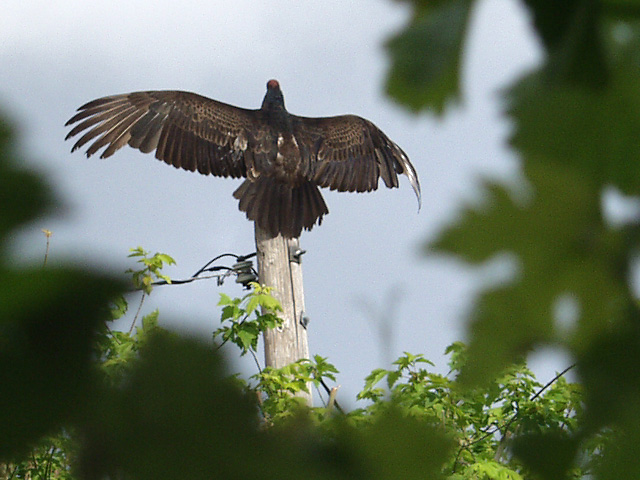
[65,79,421,238]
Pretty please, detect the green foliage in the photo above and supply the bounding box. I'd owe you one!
[215,282,282,355]
[385,0,473,113]
[97,310,161,385]
[386,1,640,478]
[0,434,77,480]
[253,355,339,420]
[77,331,264,480]
[126,247,175,294]
[0,117,124,462]
[0,119,52,248]
[351,344,598,479]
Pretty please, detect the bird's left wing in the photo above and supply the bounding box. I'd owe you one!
[293,114,421,208]
[65,91,260,179]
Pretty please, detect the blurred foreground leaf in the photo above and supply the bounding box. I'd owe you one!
[0,118,52,253]
[508,54,640,194]
[385,0,473,113]
[77,332,263,480]
[512,430,580,480]
[430,162,631,384]
[0,115,124,460]
[0,269,121,459]
[521,0,608,86]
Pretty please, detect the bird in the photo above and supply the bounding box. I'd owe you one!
[65,79,421,238]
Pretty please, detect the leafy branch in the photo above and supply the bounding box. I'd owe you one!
[123,247,175,333]
[214,283,283,368]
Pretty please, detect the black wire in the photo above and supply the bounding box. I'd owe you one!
[192,253,241,277]
[151,268,233,286]
[143,251,257,288]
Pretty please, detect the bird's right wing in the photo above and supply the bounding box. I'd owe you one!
[294,114,421,209]
[65,91,260,179]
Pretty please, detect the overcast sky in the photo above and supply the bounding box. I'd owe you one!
[1,0,557,405]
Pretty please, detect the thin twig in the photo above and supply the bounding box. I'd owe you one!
[320,378,344,413]
[104,322,121,345]
[530,363,576,402]
[44,445,55,479]
[41,229,52,267]
[30,451,39,476]
[7,463,18,480]
[250,348,262,373]
[327,386,340,411]
[128,293,146,335]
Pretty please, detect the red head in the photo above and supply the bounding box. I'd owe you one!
[267,79,280,90]
[262,79,285,111]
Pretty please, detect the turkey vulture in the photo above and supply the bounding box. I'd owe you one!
[65,80,421,238]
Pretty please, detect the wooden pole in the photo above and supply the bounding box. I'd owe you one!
[254,223,311,405]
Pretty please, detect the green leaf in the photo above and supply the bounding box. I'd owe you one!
[0,120,53,250]
[385,0,473,113]
[521,0,607,87]
[140,310,159,331]
[507,64,640,193]
[128,246,147,257]
[579,326,640,431]
[0,268,123,459]
[155,253,176,266]
[217,293,234,306]
[257,312,281,329]
[432,162,629,385]
[387,370,402,389]
[512,430,579,480]
[363,368,390,392]
[467,461,524,480]
[357,408,454,480]
[236,323,259,352]
[311,355,339,382]
[220,304,240,321]
[257,292,282,312]
[109,296,128,320]
[245,294,260,315]
[77,333,266,480]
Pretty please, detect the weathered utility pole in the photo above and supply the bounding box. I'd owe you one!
[254,224,311,405]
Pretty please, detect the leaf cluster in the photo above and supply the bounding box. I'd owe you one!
[126,247,175,294]
[253,354,339,421]
[352,344,595,478]
[215,283,282,355]
[385,0,640,478]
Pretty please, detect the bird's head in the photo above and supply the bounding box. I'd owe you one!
[261,79,286,111]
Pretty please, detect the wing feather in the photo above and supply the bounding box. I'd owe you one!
[85,108,141,156]
[294,114,421,208]
[65,97,130,126]
[66,104,131,139]
[66,90,258,179]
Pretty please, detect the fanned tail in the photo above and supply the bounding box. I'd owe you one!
[233,178,329,238]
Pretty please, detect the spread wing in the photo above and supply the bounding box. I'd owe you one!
[293,115,421,208]
[65,91,259,178]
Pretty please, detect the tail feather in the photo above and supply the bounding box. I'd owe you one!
[233,178,329,238]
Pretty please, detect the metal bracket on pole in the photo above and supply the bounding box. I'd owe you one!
[300,311,310,329]
[289,246,306,264]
